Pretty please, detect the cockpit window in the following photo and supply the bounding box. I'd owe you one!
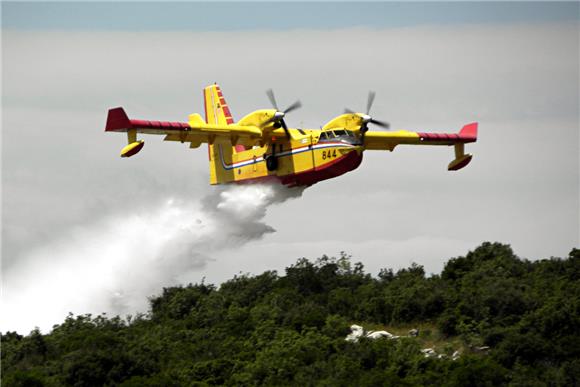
[318,129,358,145]
[298,129,306,135]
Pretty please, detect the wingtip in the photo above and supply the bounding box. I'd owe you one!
[105,107,132,132]
[459,122,478,142]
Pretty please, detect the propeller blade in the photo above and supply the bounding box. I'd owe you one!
[366,91,376,115]
[281,119,291,138]
[359,124,369,145]
[266,89,279,110]
[284,100,302,114]
[344,108,356,114]
[370,118,390,129]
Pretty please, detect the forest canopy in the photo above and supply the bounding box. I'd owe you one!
[2,242,579,386]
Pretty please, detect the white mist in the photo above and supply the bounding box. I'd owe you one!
[1,183,304,333]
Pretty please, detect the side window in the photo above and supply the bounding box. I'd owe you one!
[320,132,328,140]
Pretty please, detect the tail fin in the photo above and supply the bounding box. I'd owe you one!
[204,84,239,184]
[203,84,234,125]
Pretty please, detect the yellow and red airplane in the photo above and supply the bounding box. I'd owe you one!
[105,84,478,187]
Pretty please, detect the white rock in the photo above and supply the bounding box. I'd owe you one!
[452,350,461,360]
[366,330,399,340]
[345,324,365,342]
[421,348,436,358]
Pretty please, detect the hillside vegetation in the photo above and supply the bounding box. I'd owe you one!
[2,243,579,386]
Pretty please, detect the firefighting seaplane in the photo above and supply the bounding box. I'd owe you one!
[105,84,478,186]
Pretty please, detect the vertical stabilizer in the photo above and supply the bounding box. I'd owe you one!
[203,84,234,126]
[204,84,238,184]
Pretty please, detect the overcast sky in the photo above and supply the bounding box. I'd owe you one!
[2,2,579,333]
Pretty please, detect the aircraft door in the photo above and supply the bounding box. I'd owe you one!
[310,134,316,169]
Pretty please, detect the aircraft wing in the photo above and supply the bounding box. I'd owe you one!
[364,122,478,170]
[105,107,262,147]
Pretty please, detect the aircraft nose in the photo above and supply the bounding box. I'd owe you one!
[339,145,363,156]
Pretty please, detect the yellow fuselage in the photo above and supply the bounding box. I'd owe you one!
[210,129,364,186]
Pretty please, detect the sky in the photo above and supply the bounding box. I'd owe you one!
[3,2,579,31]
[2,2,579,333]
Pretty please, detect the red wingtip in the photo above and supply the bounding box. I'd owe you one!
[459,122,478,142]
[105,107,132,132]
